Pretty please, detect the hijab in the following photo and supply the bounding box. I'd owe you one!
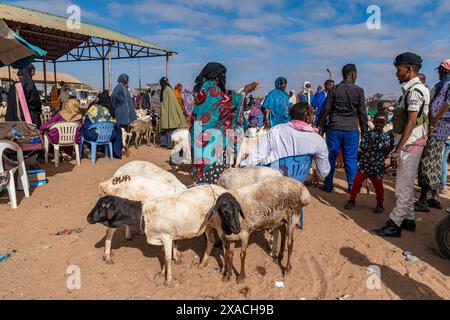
[193,62,227,94]
[59,99,82,121]
[159,77,171,102]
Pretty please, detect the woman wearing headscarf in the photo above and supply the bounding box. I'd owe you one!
[174,83,186,116]
[150,90,161,115]
[111,74,137,130]
[6,64,42,127]
[181,86,195,117]
[159,77,187,149]
[82,90,123,159]
[40,92,82,162]
[262,77,291,128]
[190,62,259,184]
[249,97,264,128]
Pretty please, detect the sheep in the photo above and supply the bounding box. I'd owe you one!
[217,166,282,190]
[87,184,227,286]
[202,176,311,283]
[112,160,183,187]
[97,161,187,264]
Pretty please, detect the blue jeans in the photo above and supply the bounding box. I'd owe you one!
[441,139,450,187]
[324,129,360,192]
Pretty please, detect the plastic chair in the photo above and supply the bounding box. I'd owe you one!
[80,122,115,164]
[265,155,313,230]
[0,140,30,209]
[44,121,81,168]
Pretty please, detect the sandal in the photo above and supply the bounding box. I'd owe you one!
[414,200,430,212]
[427,198,442,209]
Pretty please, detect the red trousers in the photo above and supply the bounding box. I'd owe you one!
[350,171,384,205]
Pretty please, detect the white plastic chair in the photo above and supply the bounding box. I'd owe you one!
[44,122,81,168]
[0,140,30,209]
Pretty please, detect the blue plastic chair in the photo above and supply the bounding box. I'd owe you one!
[265,155,313,230]
[80,122,115,164]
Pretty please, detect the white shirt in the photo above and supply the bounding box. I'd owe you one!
[394,76,430,147]
[240,122,331,177]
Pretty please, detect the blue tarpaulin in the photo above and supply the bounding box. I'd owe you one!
[0,18,46,68]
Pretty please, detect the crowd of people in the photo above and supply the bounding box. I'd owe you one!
[2,52,450,240]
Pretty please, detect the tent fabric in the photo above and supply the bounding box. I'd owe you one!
[0,19,46,69]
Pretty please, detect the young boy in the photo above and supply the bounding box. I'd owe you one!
[345,112,391,213]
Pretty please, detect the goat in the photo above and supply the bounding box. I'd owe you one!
[235,131,267,167]
[88,184,227,286]
[170,129,191,169]
[130,119,153,148]
[202,177,311,283]
[97,161,187,264]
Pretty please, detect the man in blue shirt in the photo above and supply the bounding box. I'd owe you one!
[311,79,335,127]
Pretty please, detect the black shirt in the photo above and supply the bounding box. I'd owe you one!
[318,80,368,133]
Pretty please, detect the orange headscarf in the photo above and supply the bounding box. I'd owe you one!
[174,83,186,115]
[50,85,60,110]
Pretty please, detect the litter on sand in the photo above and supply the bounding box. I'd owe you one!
[55,228,84,236]
[0,253,11,263]
[403,251,420,262]
[275,281,284,288]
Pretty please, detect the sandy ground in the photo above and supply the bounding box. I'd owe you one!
[0,145,449,300]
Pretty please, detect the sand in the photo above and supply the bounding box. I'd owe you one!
[0,145,449,300]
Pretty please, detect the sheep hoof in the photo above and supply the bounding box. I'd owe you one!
[153,272,165,280]
[236,275,246,284]
[222,275,232,282]
[164,280,174,287]
[103,256,114,264]
[173,258,184,266]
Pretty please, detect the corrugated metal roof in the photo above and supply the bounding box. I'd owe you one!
[0,2,175,55]
[0,68,82,84]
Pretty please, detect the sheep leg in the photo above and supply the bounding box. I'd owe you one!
[199,228,215,268]
[270,229,280,259]
[222,241,234,282]
[172,241,183,265]
[162,238,173,286]
[278,224,287,265]
[103,228,117,264]
[236,237,248,284]
[285,214,298,276]
[125,225,132,241]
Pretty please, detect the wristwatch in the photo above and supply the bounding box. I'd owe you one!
[391,151,399,158]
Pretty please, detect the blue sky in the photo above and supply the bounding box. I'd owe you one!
[6,0,450,96]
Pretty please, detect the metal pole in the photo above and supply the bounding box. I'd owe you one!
[53,61,57,84]
[102,58,106,91]
[139,57,141,90]
[108,43,112,94]
[165,54,169,79]
[43,58,48,103]
[8,66,12,85]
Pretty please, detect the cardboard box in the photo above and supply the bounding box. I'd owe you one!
[27,169,46,182]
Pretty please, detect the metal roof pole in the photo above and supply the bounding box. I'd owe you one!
[8,66,12,85]
[102,58,106,92]
[43,58,48,103]
[108,43,112,94]
[165,54,169,79]
[53,61,57,85]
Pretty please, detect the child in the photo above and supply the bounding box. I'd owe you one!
[345,112,391,213]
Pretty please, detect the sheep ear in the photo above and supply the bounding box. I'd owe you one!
[105,202,116,220]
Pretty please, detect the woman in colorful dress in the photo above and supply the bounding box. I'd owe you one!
[190,62,259,184]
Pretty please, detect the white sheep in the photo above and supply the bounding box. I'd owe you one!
[97,161,187,264]
[170,129,191,168]
[202,176,311,283]
[217,166,282,190]
[88,184,227,286]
